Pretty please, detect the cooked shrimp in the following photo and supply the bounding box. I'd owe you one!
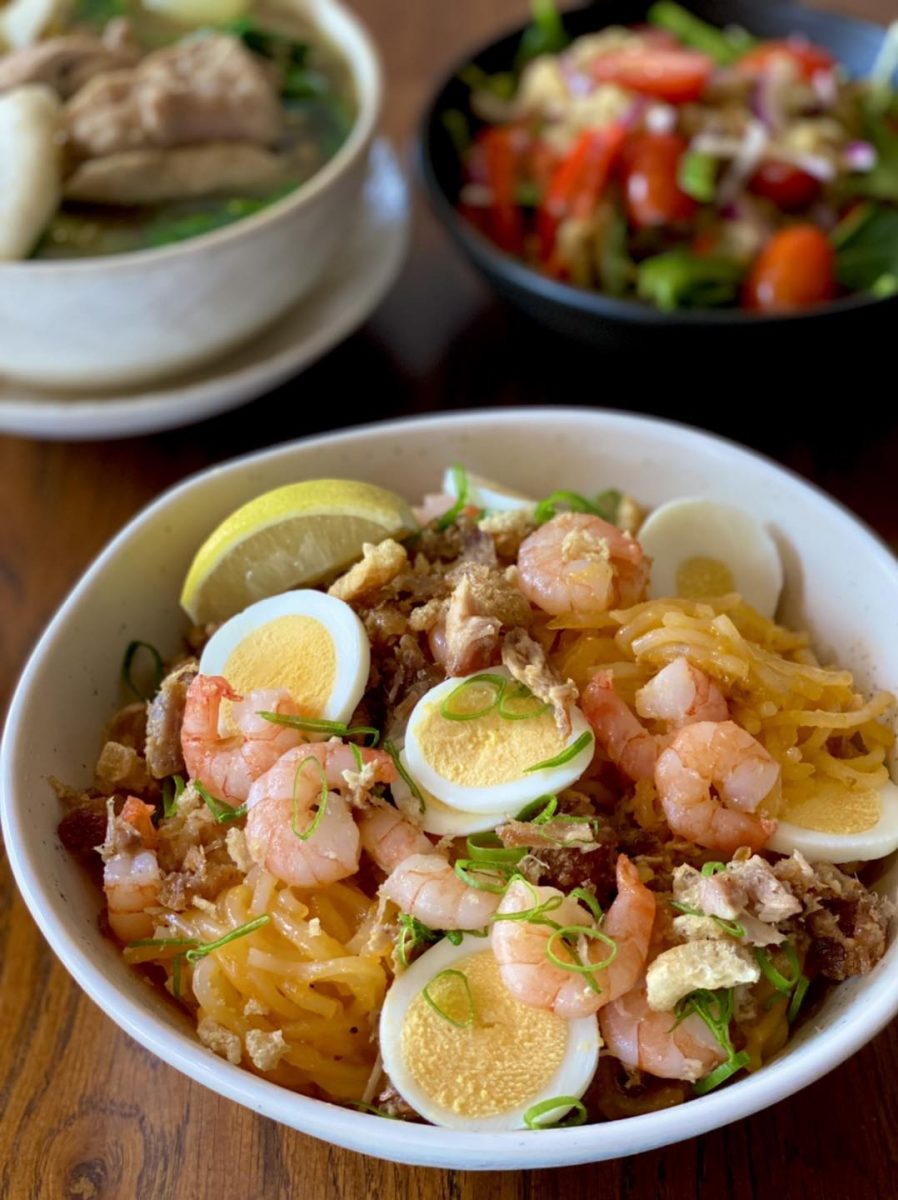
[181,674,305,805]
[581,670,659,781]
[655,720,779,853]
[102,796,161,943]
[599,985,727,1082]
[491,855,654,1018]
[517,512,649,616]
[245,742,395,888]
[381,853,501,930]
[636,657,728,728]
[358,804,435,873]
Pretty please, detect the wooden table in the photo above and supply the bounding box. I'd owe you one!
[3,1,898,1195]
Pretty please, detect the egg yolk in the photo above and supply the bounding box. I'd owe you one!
[223,614,337,715]
[780,780,881,834]
[401,952,568,1118]
[676,556,736,598]
[414,700,569,787]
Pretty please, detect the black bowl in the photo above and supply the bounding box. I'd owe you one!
[419,0,897,355]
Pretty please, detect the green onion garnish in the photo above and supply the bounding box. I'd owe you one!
[454,859,510,894]
[259,712,380,746]
[127,935,198,949]
[291,756,328,841]
[491,878,564,928]
[670,900,745,939]
[675,987,747,1095]
[195,782,246,824]
[497,681,552,721]
[514,795,558,823]
[755,943,809,1022]
[396,913,439,967]
[701,861,727,877]
[185,915,270,964]
[348,1101,403,1120]
[569,887,603,923]
[436,464,470,531]
[383,740,425,813]
[788,974,810,1022]
[350,742,364,771]
[533,489,621,526]
[465,831,526,867]
[694,1051,751,1096]
[440,673,505,721]
[545,925,618,992]
[121,639,164,702]
[162,773,185,819]
[523,1096,588,1129]
[171,954,183,999]
[444,929,464,945]
[421,968,476,1028]
[524,731,593,773]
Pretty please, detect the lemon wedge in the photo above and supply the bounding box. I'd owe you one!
[181,479,418,624]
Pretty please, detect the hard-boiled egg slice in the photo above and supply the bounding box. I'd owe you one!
[199,589,369,723]
[390,745,518,837]
[638,498,783,619]
[767,779,898,864]
[379,934,599,1130]
[443,467,535,515]
[404,667,594,814]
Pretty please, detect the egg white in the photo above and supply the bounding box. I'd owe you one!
[443,467,535,515]
[379,934,600,1131]
[404,669,595,815]
[767,779,898,863]
[199,589,370,723]
[390,745,519,837]
[638,497,783,619]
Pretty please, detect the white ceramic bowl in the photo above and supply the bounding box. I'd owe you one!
[0,0,382,390]
[3,409,897,1170]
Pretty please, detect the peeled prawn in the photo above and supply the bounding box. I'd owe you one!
[381,853,501,931]
[636,657,728,728]
[599,985,727,1083]
[581,670,659,782]
[358,805,435,873]
[245,742,395,888]
[491,855,655,1019]
[517,512,649,616]
[102,796,161,943]
[655,720,778,853]
[180,674,304,805]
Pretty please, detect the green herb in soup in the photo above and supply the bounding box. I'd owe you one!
[0,0,355,260]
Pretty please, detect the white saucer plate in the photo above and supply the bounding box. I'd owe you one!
[0,139,410,441]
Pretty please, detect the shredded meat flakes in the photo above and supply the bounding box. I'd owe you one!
[145,659,197,779]
[502,626,578,738]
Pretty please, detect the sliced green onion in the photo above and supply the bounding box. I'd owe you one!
[397,913,439,967]
[694,1050,750,1096]
[121,639,164,701]
[444,929,464,946]
[436,464,470,531]
[594,488,622,524]
[569,887,603,923]
[384,740,425,813]
[291,756,328,841]
[534,490,608,525]
[421,968,476,1028]
[497,681,551,721]
[754,943,801,994]
[514,795,558,823]
[258,712,380,746]
[171,954,183,999]
[524,731,593,773]
[701,861,727,877]
[162,773,185,819]
[126,935,197,949]
[349,1101,402,1119]
[788,974,810,1022]
[670,900,744,939]
[454,859,509,894]
[349,742,364,771]
[185,915,270,963]
[679,150,718,203]
[465,831,526,867]
[491,878,564,928]
[440,673,505,721]
[545,926,618,986]
[195,782,246,825]
[523,1096,587,1129]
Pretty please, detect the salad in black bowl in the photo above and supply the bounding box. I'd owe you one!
[420,0,898,346]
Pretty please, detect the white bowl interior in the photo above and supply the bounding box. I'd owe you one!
[3,409,898,1169]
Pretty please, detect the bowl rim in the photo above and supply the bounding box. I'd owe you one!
[2,0,383,274]
[417,0,895,328]
[4,406,898,1169]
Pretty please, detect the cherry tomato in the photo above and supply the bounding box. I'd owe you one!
[738,39,835,82]
[743,225,836,312]
[621,133,698,229]
[749,160,821,212]
[592,48,714,103]
[537,124,626,268]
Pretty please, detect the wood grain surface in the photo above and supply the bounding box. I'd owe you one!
[3,1,898,1196]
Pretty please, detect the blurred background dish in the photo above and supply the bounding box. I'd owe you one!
[0,138,409,438]
[419,0,898,352]
[0,0,383,388]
